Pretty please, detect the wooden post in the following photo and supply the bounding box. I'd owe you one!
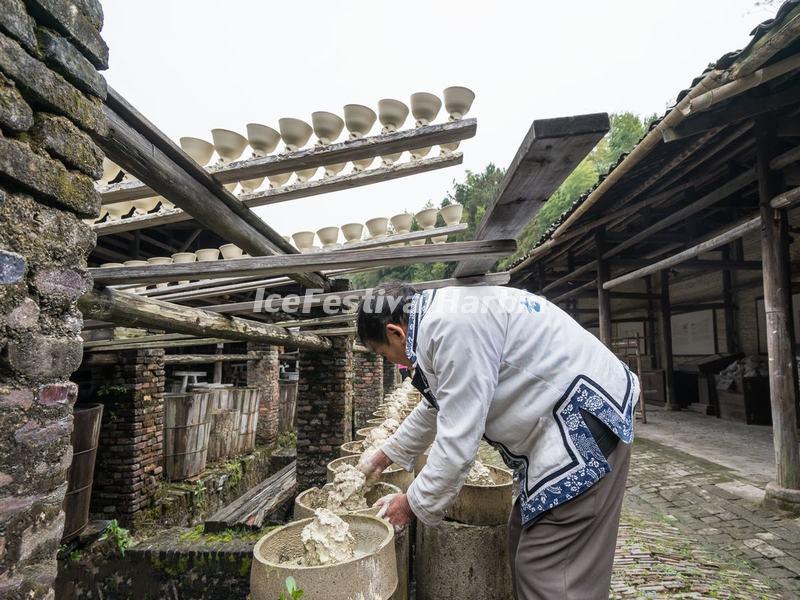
[721,244,740,354]
[596,230,613,346]
[645,276,658,362]
[213,343,224,384]
[756,119,800,504]
[659,270,679,410]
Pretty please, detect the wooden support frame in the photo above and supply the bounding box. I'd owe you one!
[89,240,517,285]
[78,287,333,350]
[92,154,463,236]
[454,113,610,277]
[595,229,613,346]
[99,119,476,204]
[95,90,326,291]
[164,354,255,365]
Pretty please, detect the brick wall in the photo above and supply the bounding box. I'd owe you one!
[0,1,107,596]
[247,342,280,446]
[89,349,164,528]
[353,350,383,431]
[295,336,354,491]
[383,358,398,395]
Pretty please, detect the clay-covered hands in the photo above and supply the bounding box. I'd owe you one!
[356,447,393,488]
[374,493,415,532]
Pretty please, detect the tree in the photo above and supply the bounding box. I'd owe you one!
[350,164,505,288]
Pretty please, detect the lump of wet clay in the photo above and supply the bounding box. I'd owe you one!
[301,508,356,566]
[466,459,494,485]
[326,464,368,512]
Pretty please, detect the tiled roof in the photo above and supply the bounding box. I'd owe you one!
[509,0,800,271]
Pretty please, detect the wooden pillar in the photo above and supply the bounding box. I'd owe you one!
[213,342,224,384]
[659,270,679,410]
[645,275,658,363]
[756,120,800,505]
[595,230,613,346]
[721,245,740,354]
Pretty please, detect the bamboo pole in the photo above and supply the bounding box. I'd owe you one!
[658,271,679,411]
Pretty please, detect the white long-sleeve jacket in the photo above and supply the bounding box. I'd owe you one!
[381,286,638,527]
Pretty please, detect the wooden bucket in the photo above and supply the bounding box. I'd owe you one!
[163,392,211,481]
[62,403,104,542]
[191,383,234,411]
[207,408,241,462]
[233,387,261,453]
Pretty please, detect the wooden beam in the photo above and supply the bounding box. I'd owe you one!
[89,240,517,285]
[164,354,255,365]
[454,113,610,277]
[602,217,761,290]
[208,272,513,315]
[78,287,333,350]
[86,337,230,352]
[92,154,463,236]
[99,119,476,203]
[95,90,326,291]
[756,119,800,493]
[272,313,355,328]
[663,84,800,141]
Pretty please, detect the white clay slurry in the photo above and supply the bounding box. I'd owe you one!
[326,464,368,512]
[466,459,495,486]
[301,508,356,566]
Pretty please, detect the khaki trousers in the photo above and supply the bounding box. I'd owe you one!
[507,441,632,600]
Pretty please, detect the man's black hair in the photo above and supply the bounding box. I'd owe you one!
[356,282,417,345]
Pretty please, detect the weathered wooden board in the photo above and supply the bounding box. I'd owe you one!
[78,287,333,350]
[99,118,476,203]
[89,240,517,285]
[204,462,297,532]
[454,113,609,277]
[93,154,463,236]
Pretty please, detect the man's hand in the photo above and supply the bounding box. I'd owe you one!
[374,493,415,532]
[356,447,393,488]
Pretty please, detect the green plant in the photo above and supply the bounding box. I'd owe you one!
[192,480,206,508]
[277,430,297,448]
[99,519,132,556]
[223,460,243,489]
[278,576,303,599]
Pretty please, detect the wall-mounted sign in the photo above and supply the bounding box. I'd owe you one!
[671,310,717,355]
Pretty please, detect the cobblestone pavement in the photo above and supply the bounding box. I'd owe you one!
[619,438,800,598]
[479,436,800,598]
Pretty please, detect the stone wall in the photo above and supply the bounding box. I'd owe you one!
[353,350,383,431]
[0,1,107,596]
[88,349,165,528]
[295,336,354,491]
[246,342,280,446]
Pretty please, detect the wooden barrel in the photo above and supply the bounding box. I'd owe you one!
[62,403,104,542]
[163,392,211,481]
[207,408,240,462]
[233,387,261,453]
[190,383,234,411]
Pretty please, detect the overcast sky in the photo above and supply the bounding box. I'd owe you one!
[101,0,776,240]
